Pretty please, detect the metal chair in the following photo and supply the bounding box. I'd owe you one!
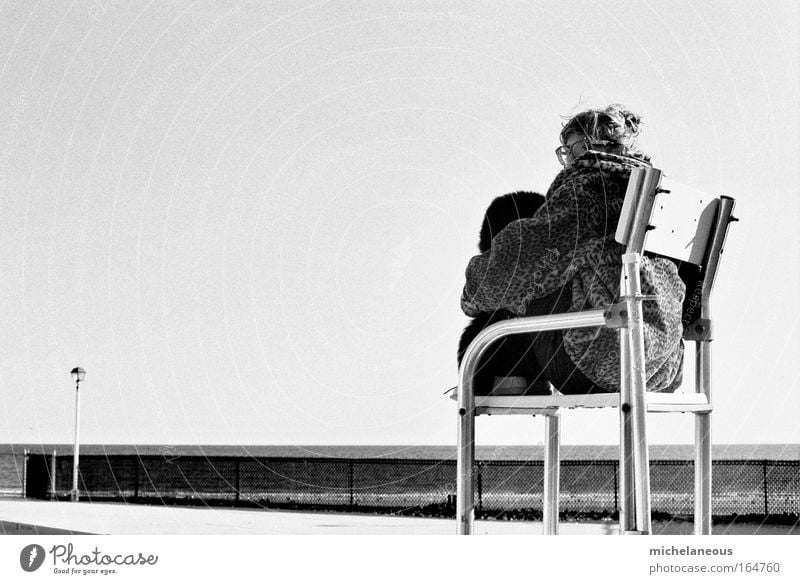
[455,166,737,535]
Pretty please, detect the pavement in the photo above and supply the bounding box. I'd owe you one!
[0,499,617,535]
[1,499,794,535]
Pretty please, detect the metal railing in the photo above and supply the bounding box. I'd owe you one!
[21,454,799,521]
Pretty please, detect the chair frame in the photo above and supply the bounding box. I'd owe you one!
[456,166,737,535]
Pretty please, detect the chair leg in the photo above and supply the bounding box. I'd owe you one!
[457,404,475,535]
[543,412,560,535]
[623,253,652,534]
[694,339,713,535]
[618,330,636,534]
[695,412,712,535]
[630,383,652,534]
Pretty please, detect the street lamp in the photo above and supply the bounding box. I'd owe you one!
[70,367,85,502]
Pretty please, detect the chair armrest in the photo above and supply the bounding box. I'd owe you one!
[457,309,609,413]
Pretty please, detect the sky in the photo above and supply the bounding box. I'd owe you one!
[0,0,798,447]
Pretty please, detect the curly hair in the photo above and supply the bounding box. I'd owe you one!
[560,104,650,162]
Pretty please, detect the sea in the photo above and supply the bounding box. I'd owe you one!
[1,443,798,496]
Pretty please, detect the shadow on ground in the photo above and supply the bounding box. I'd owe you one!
[0,520,92,535]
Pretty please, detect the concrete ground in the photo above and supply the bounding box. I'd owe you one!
[0,499,794,535]
[0,499,614,535]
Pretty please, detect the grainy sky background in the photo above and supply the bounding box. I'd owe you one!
[0,0,797,447]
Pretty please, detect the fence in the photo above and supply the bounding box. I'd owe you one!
[24,454,799,522]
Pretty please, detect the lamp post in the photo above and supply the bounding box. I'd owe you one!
[70,367,85,502]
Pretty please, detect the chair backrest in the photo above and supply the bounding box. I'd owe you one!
[615,166,737,332]
[644,175,720,265]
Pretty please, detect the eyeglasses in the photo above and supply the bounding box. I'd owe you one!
[555,138,616,167]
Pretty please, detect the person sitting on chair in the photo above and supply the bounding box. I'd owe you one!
[460,104,686,395]
[457,191,546,397]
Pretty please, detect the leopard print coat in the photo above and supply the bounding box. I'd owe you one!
[460,153,685,392]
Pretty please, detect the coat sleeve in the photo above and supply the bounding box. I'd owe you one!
[460,171,621,316]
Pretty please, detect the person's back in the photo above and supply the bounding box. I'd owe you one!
[460,104,685,395]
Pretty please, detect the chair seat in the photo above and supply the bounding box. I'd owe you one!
[451,388,711,415]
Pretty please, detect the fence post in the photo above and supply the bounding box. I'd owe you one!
[235,458,241,504]
[348,460,354,510]
[50,450,57,500]
[134,458,139,501]
[22,449,28,498]
[762,461,769,516]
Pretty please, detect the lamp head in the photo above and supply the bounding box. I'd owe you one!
[70,367,86,383]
